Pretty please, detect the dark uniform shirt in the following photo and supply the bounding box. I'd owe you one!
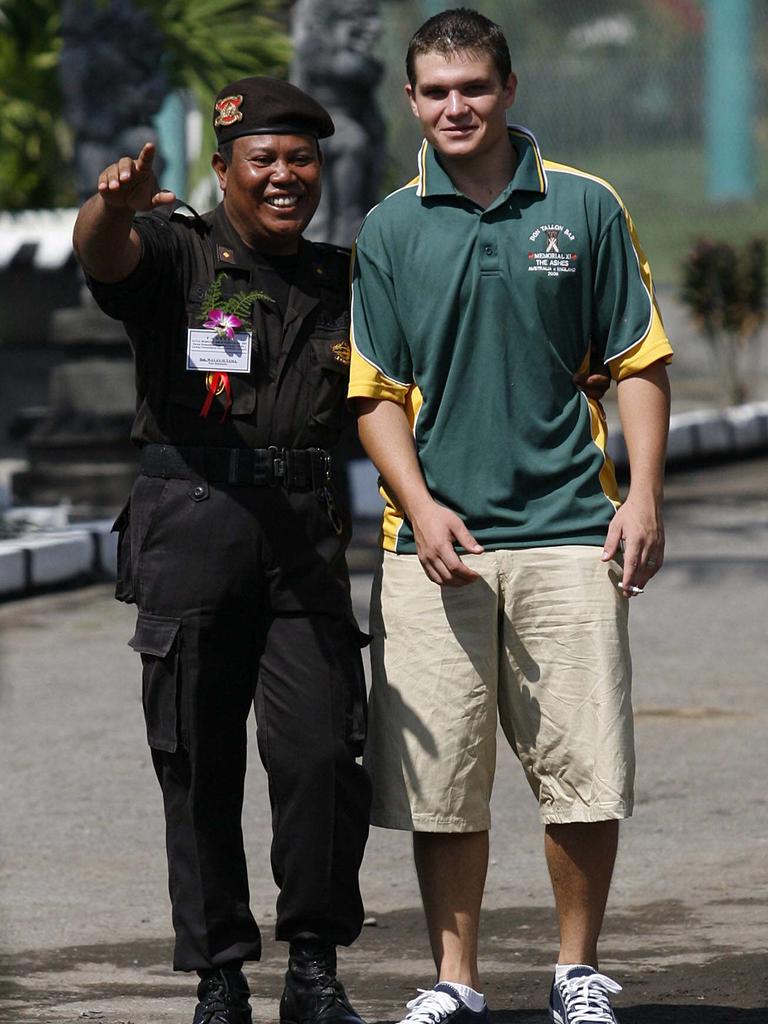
[86,202,354,453]
[86,201,358,617]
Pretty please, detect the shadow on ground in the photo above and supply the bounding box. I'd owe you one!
[0,906,765,1022]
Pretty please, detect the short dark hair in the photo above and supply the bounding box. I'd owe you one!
[217,141,234,166]
[406,7,511,88]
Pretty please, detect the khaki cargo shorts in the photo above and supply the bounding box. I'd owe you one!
[365,546,634,829]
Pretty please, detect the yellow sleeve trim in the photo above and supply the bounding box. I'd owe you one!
[348,346,409,404]
[611,332,673,382]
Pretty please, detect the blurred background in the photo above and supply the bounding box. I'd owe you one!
[3,1,768,279]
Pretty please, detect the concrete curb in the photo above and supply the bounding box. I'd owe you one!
[607,399,768,468]
[1,401,766,599]
[0,520,116,599]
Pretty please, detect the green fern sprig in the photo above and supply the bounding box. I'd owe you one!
[199,273,273,324]
[224,289,273,320]
[199,274,225,316]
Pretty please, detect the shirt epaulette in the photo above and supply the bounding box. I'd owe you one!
[311,242,352,258]
[309,242,352,290]
[167,202,209,234]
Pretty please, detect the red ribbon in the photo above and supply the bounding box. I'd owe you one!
[199,372,232,421]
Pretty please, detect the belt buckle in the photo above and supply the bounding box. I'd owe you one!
[268,445,286,486]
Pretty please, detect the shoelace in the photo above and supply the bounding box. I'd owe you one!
[198,973,243,1024]
[318,978,347,1005]
[399,988,461,1024]
[558,972,621,1023]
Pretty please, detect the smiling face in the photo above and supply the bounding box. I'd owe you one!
[212,134,322,254]
[406,50,517,164]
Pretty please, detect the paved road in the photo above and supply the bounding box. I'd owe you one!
[1,459,767,1023]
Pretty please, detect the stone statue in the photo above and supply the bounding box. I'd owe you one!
[59,0,168,203]
[291,0,386,247]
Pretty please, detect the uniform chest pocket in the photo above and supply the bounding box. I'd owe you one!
[168,308,258,417]
[308,333,351,429]
[169,369,257,417]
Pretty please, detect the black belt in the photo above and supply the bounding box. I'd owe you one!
[140,444,332,490]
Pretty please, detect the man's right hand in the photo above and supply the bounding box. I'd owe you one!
[411,500,484,587]
[97,142,175,212]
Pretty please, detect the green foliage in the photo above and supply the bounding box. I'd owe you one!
[0,0,291,211]
[0,0,73,209]
[144,0,290,104]
[200,273,226,314]
[681,237,767,338]
[680,237,767,403]
[199,273,272,322]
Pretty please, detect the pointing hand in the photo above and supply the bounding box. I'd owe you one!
[97,142,176,212]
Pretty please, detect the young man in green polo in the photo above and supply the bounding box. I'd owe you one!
[349,9,672,1024]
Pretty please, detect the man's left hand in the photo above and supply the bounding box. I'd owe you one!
[601,494,664,597]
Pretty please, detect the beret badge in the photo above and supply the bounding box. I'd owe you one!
[214,94,244,128]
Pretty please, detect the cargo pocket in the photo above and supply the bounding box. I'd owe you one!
[111,500,134,604]
[128,612,182,753]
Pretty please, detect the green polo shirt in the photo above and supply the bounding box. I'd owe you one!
[349,126,672,553]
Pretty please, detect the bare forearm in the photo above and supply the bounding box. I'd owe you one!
[616,360,671,502]
[73,194,141,282]
[355,396,483,585]
[355,397,433,521]
[605,360,670,595]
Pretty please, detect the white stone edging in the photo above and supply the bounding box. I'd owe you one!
[608,400,768,468]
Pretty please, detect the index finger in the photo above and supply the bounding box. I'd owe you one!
[620,541,643,596]
[135,142,156,172]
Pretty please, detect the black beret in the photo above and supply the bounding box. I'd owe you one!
[213,76,334,146]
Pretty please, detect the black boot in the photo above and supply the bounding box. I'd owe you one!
[280,940,365,1024]
[192,966,252,1024]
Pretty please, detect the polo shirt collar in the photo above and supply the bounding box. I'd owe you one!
[416,124,548,201]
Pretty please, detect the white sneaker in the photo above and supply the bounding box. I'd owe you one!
[397,984,489,1024]
[549,966,622,1023]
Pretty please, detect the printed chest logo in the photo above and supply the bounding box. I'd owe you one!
[528,224,578,276]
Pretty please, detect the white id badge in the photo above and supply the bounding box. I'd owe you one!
[186,328,252,373]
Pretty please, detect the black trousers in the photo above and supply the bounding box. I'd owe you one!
[120,474,371,971]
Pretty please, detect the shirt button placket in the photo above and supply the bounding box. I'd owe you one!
[479,235,499,273]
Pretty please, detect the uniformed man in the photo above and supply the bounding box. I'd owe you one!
[73,77,372,1024]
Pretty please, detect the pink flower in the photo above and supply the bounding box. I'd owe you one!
[203,308,243,340]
